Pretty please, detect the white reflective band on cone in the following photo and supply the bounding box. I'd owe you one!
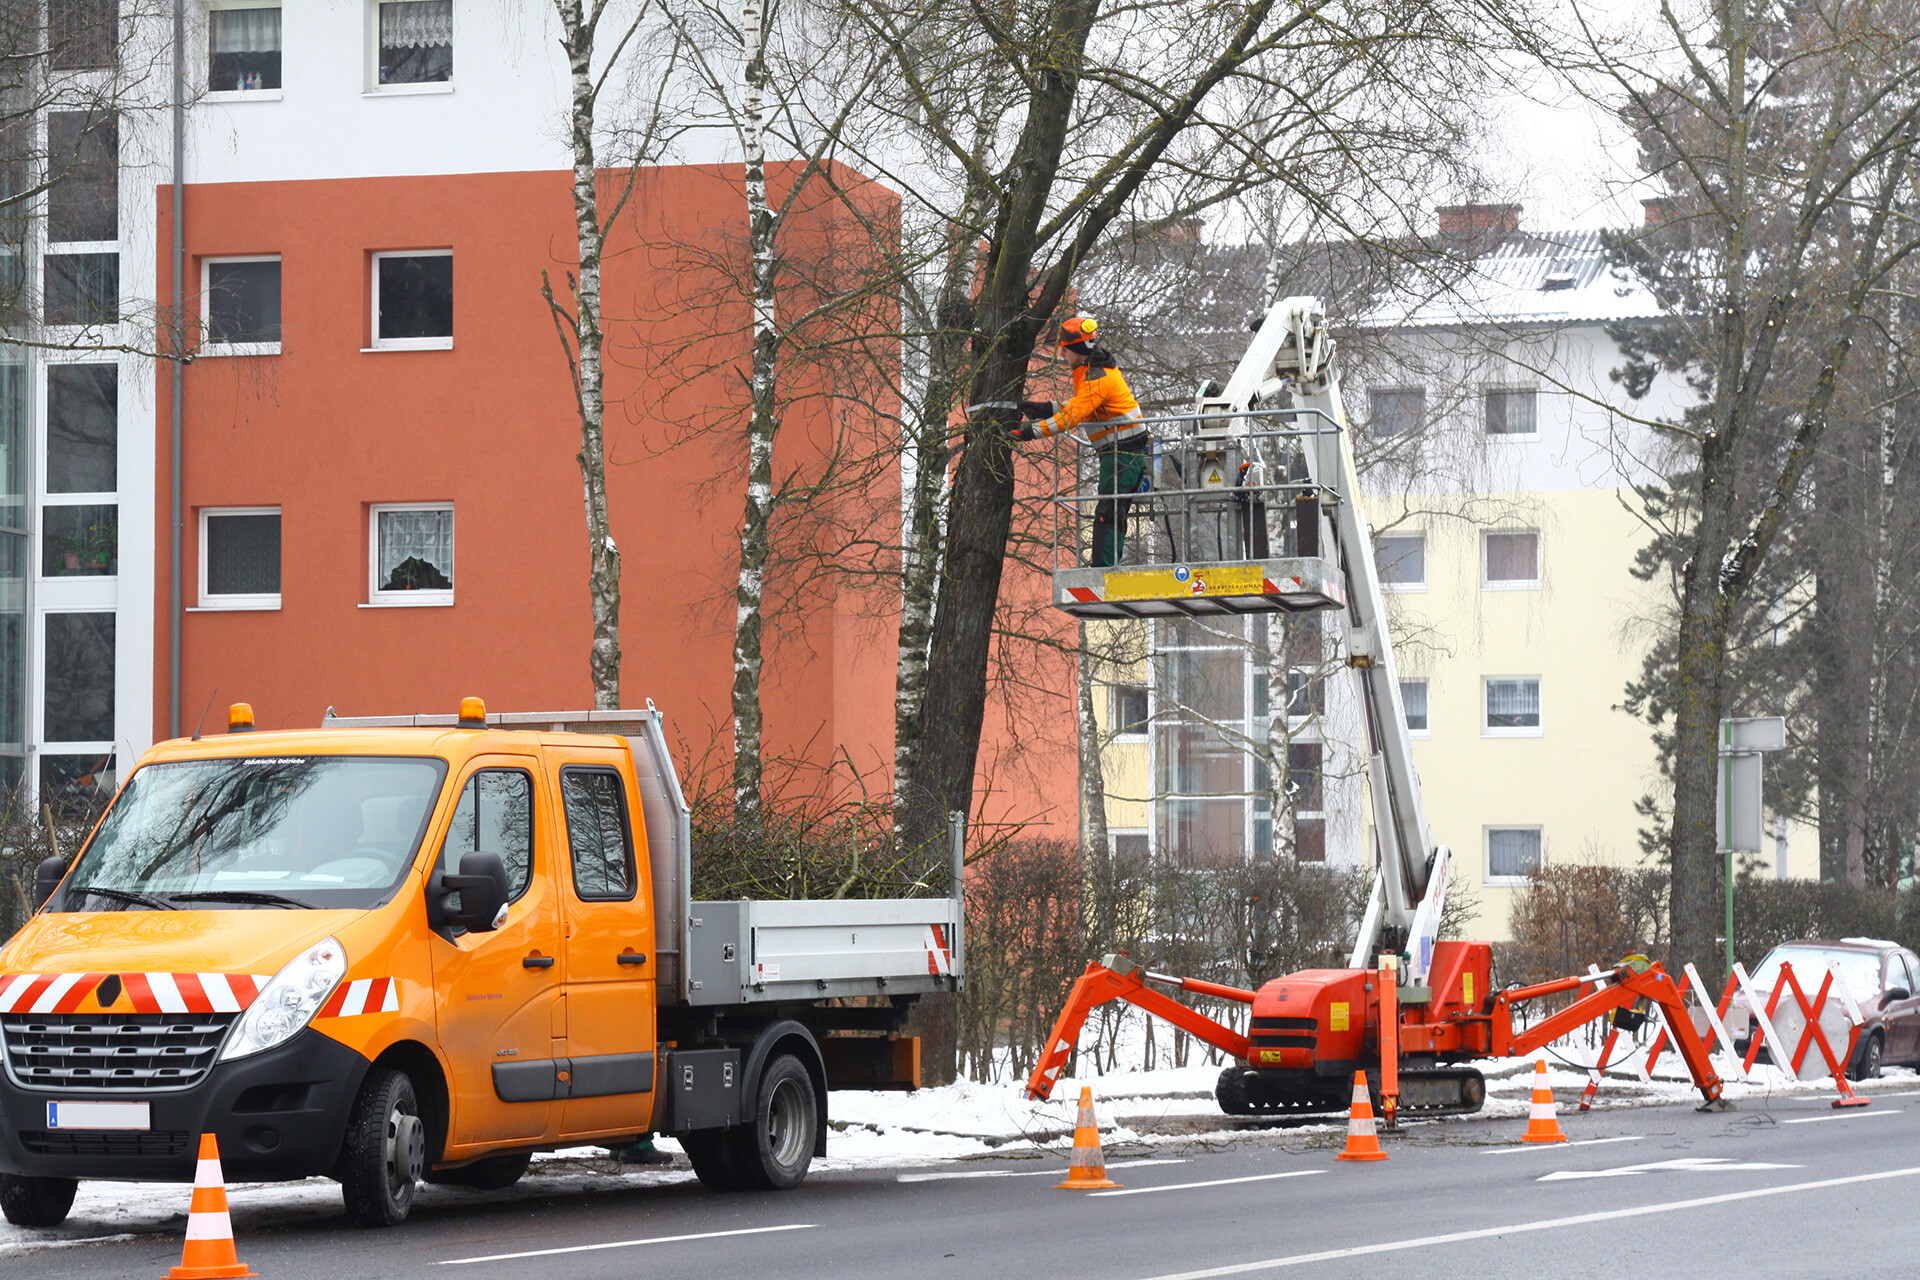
[185,1211,236,1240]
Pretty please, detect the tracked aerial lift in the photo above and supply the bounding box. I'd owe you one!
[1028,298,1729,1120]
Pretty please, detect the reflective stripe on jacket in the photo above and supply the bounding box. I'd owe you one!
[1032,363,1145,446]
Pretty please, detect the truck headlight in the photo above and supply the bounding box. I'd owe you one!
[220,937,347,1062]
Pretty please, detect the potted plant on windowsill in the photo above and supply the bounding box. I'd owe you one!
[82,522,115,571]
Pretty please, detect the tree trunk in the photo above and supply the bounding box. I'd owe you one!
[556,1,622,710]
[732,0,776,822]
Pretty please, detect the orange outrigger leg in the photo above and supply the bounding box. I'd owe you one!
[1025,955,1254,1101]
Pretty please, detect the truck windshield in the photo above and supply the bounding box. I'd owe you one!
[1750,947,1883,999]
[63,756,447,911]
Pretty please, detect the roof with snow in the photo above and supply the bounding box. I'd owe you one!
[1357,229,1667,331]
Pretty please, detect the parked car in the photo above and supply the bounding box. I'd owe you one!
[1729,939,1920,1080]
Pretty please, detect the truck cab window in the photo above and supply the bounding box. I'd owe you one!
[560,767,634,900]
[438,768,533,901]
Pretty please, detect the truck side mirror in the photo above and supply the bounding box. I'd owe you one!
[429,853,509,934]
[32,856,65,910]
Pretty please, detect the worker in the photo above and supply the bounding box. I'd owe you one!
[1012,316,1147,567]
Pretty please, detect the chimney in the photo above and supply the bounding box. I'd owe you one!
[1437,203,1521,235]
[1642,198,1673,227]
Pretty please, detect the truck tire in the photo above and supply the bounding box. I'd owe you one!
[424,1152,530,1191]
[0,1174,77,1227]
[727,1053,816,1190]
[340,1067,426,1227]
[680,1130,746,1191]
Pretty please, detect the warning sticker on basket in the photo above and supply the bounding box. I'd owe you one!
[1104,565,1267,601]
[48,1101,150,1130]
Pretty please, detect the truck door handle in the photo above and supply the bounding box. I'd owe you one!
[523,954,555,969]
[617,951,647,966]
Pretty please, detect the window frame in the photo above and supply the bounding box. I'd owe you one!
[367,502,454,606]
[1109,682,1149,740]
[1377,532,1427,592]
[1485,825,1544,886]
[1482,675,1543,738]
[558,765,637,903]
[1400,677,1430,738]
[365,0,456,96]
[368,249,453,350]
[200,254,282,356]
[1482,528,1541,590]
[198,505,281,610]
[205,1,284,102]
[1482,385,1540,440]
[1367,386,1426,438]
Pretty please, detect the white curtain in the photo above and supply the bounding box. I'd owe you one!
[211,7,280,53]
[381,0,452,48]
[1486,679,1539,722]
[379,508,453,586]
[1488,829,1540,878]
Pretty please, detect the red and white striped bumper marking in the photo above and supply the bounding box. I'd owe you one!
[317,977,399,1018]
[0,972,272,1014]
[1068,587,1101,603]
[924,926,953,977]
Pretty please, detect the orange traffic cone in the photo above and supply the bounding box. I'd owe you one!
[1335,1071,1389,1162]
[1055,1086,1121,1189]
[1521,1058,1568,1144]
[165,1134,256,1279]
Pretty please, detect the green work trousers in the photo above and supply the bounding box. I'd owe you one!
[1092,440,1149,567]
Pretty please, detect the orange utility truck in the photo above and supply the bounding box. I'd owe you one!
[0,703,958,1227]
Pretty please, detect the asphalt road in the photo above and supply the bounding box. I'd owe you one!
[12,1086,1920,1280]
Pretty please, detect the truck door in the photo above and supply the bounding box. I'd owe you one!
[552,754,658,1139]
[428,759,563,1148]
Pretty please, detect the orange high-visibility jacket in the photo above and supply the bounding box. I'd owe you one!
[1031,362,1145,447]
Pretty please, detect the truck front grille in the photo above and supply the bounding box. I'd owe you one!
[2,1013,235,1091]
[22,1129,192,1157]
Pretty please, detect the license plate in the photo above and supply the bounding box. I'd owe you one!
[46,1101,150,1131]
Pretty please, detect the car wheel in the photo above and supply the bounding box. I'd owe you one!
[1849,1032,1884,1082]
[0,1174,77,1228]
[727,1054,816,1191]
[340,1067,426,1227]
[423,1152,529,1191]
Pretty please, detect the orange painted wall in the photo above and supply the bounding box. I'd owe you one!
[151,166,899,797]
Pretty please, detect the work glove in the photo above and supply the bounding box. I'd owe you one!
[1019,400,1057,420]
[1010,421,1039,442]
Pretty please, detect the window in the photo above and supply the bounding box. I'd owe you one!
[46,364,116,492]
[50,0,117,70]
[209,5,281,93]
[440,769,534,904]
[1401,679,1429,735]
[43,253,117,325]
[1377,533,1425,588]
[1289,742,1325,863]
[369,503,453,603]
[204,257,281,350]
[43,612,113,742]
[1368,387,1424,437]
[372,251,451,349]
[200,507,280,608]
[43,505,115,576]
[1484,677,1541,735]
[375,0,452,87]
[46,111,116,243]
[1110,683,1148,737]
[560,767,634,900]
[1484,530,1539,588]
[1487,827,1542,883]
[1484,388,1537,437]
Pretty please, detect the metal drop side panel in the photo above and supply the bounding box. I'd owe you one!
[685,898,963,1006]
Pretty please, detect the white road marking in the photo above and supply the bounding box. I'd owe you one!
[437,1223,815,1265]
[898,1158,1184,1183]
[0,1233,141,1256]
[1783,1108,1902,1124]
[1089,1171,1323,1198]
[1484,1135,1644,1155]
[1538,1156,1799,1181]
[1118,1166,1920,1279]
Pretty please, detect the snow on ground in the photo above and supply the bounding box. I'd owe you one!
[3,1047,1912,1255]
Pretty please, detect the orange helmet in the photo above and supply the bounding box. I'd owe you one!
[1056,316,1097,348]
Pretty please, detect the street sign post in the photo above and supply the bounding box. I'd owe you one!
[1719,716,1786,978]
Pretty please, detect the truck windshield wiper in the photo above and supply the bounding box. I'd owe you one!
[168,890,312,909]
[66,885,178,911]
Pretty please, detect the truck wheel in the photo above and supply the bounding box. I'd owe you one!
[340,1067,426,1227]
[680,1130,745,1191]
[423,1152,530,1191]
[728,1054,816,1190]
[0,1174,77,1227]
[1849,1032,1884,1081]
